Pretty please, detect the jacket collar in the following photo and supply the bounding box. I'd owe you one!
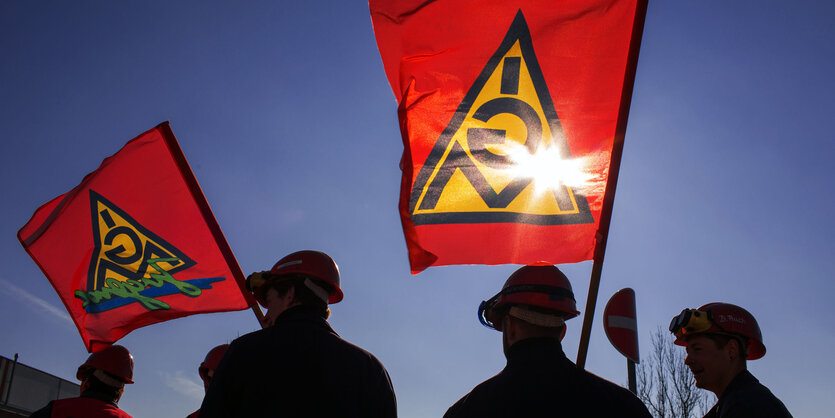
[720,369,758,399]
[506,337,566,368]
[272,304,336,334]
[81,389,120,406]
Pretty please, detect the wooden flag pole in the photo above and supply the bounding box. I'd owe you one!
[576,0,648,369]
[576,242,608,368]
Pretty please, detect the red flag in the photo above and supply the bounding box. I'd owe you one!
[18,123,253,352]
[371,0,646,273]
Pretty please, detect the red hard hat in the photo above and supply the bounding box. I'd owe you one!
[76,345,134,384]
[199,344,229,389]
[672,302,766,360]
[247,250,343,305]
[479,265,579,331]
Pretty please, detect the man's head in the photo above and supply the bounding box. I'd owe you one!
[478,265,579,351]
[198,344,229,391]
[246,250,343,327]
[682,333,746,394]
[669,302,765,396]
[76,345,134,401]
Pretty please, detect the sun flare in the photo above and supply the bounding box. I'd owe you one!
[499,142,593,193]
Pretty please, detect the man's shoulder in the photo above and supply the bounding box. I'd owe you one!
[49,396,132,418]
[443,373,506,418]
[566,365,651,416]
[577,367,632,393]
[28,400,53,418]
[231,326,270,344]
[722,374,792,417]
[324,332,393,375]
[555,358,630,395]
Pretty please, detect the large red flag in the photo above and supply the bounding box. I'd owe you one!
[18,122,254,352]
[371,0,646,273]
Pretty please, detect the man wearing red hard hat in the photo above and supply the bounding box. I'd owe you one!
[444,265,650,417]
[199,250,397,417]
[187,344,228,418]
[29,345,134,418]
[669,302,792,417]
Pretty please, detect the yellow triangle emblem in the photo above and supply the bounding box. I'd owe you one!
[409,11,594,226]
[87,190,194,292]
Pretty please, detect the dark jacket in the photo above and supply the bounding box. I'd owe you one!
[28,390,131,418]
[444,337,651,418]
[198,305,397,417]
[704,370,792,418]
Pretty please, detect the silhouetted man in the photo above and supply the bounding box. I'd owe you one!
[445,265,650,417]
[669,302,792,417]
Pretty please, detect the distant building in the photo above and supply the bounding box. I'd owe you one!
[0,354,79,417]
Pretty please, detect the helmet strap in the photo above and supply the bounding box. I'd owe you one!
[303,278,329,303]
[508,306,565,328]
[92,369,125,389]
[501,284,575,301]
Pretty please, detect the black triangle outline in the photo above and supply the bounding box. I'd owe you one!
[408,9,594,226]
[86,189,196,292]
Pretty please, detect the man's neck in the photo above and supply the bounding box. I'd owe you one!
[713,366,746,398]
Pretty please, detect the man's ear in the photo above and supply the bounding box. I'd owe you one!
[503,315,519,343]
[283,285,296,303]
[726,338,741,362]
[80,378,90,394]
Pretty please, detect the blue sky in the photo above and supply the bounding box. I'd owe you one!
[1,1,833,417]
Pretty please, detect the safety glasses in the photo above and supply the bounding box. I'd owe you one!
[478,294,501,329]
[668,308,714,337]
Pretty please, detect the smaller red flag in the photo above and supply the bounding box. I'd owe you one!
[18,123,253,352]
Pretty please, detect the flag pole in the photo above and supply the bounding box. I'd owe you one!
[576,0,647,369]
[158,122,265,326]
